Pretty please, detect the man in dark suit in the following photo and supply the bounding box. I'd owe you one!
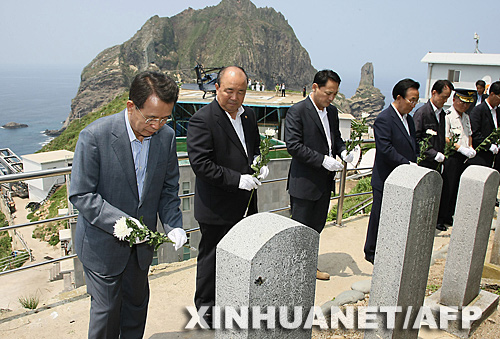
[413,79,453,231]
[364,78,420,264]
[69,71,187,338]
[285,69,353,280]
[469,81,500,169]
[187,66,267,327]
[468,80,489,113]
[414,80,453,170]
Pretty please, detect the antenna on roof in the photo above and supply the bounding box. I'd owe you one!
[474,32,482,54]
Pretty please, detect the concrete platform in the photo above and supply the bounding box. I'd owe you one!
[425,288,499,338]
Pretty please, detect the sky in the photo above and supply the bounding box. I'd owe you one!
[1,0,500,96]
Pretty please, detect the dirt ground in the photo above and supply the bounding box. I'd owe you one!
[311,230,500,339]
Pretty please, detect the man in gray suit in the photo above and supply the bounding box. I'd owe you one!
[69,71,187,338]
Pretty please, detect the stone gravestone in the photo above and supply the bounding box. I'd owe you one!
[216,213,319,338]
[365,165,442,339]
[426,165,500,338]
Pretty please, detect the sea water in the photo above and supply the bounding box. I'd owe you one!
[0,65,81,156]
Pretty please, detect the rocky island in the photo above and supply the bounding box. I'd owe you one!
[2,122,28,129]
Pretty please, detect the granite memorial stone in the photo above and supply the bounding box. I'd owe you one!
[215,213,319,338]
[365,165,442,339]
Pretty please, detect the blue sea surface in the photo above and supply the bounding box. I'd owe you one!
[0,65,81,156]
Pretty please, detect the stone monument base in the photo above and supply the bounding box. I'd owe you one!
[424,288,499,338]
[482,262,500,280]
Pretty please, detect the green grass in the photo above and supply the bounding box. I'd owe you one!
[0,212,12,261]
[18,294,39,310]
[39,92,129,153]
[31,185,69,246]
[427,284,440,294]
[327,176,373,221]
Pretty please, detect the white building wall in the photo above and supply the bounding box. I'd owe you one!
[22,151,73,202]
[424,63,500,106]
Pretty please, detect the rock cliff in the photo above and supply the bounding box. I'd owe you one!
[347,62,385,125]
[65,0,317,127]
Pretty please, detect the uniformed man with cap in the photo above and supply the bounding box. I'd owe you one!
[436,88,477,231]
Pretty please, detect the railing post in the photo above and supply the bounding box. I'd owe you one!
[335,163,348,226]
[66,173,85,288]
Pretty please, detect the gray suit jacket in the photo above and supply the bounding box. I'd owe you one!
[69,110,182,276]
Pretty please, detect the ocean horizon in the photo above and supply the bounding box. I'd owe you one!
[0,65,397,158]
[0,65,82,156]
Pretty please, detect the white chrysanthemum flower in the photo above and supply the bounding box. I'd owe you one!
[426,129,437,136]
[265,129,276,137]
[113,217,132,241]
[451,128,461,135]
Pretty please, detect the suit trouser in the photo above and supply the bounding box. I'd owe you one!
[290,190,331,234]
[364,188,382,260]
[84,246,149,339]
[194,223,234,311]
[438,153,468,225]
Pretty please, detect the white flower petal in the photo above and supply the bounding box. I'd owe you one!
[113,217,132,241]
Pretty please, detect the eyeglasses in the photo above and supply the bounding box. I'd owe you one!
[405,98,419,106]
[135,106,171,125]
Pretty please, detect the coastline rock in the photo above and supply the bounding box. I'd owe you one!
[2,122,28,129]
[347,62,385,125]
[44,129,62,137]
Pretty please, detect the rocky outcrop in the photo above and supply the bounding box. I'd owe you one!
[65,0,317,128]
[347,62,385,125]
[2,122,28,129]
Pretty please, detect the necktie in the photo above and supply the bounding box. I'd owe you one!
[439,110,445,149]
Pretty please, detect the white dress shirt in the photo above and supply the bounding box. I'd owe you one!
[430,101,442,123]
[125,109,151,200]
[221,102,248,156]
[310,95,332,156]
[486,100,498,129]
[391,103,410,136]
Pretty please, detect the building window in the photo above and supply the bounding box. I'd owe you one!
[182,197,190,211]
[181,181,190,211]
[447,69,461,83]
[182,182,190,194]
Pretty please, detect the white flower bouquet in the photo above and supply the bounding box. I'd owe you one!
[113,216,186,251]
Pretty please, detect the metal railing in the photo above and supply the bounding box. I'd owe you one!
[0,149,373,278]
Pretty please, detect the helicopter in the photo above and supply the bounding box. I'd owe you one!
[182,62,223,99]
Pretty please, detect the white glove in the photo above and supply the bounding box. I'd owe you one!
[434,152,445,163]
[341,149,354,163]
[167,228,187,251]
[457,146,468,156]
[129,217,148,244]
[238,174,261,191]
[257,165,269,180]
[322,155,344,171]
[490,144,499,154]
[467,147,476,158]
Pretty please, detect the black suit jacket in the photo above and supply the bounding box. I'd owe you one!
[187,100,260,226]
[413,100,445,169]
[371,105,418,191]
[469,100,498,167]
[285,96,346,201]
[468,93,489,114]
